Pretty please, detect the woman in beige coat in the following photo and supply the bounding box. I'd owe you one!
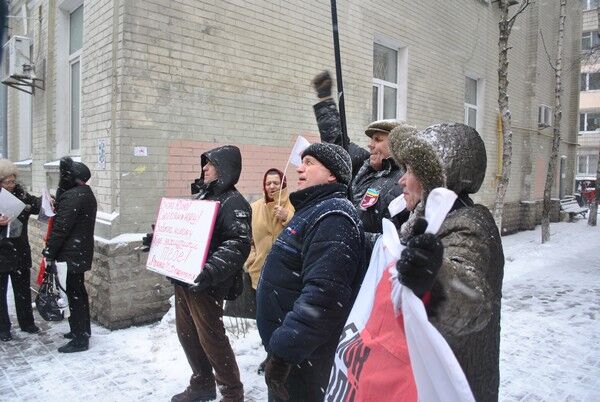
[246,168,294,290]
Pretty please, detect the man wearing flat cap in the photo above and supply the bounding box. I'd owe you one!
[311,71,417,253]
[256,143,366,402]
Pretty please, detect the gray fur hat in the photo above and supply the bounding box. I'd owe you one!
[301,143,352,186]
[0,159,17,181]
[389,123,487,196]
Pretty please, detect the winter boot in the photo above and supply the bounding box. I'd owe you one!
[0,330,12,342]
[171,386,217,402]
[21,324,40,334]
[63,332,74,339]
[58,337,89,353]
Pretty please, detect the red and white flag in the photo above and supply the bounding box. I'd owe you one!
[326,188,474,402]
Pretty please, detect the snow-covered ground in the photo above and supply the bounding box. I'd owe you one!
[1,218,599,401]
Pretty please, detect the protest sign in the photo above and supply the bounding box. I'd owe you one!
[0,188,26,220]
[146,198,219,284]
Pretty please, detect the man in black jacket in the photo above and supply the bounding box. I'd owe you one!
[311,71,417,252]
[170,145,251,402]
[256,143,365,402]
[43,157,97,353]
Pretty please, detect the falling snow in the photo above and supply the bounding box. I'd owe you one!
[1,218,599,401]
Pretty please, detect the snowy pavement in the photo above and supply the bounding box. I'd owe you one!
[2,218,600,401]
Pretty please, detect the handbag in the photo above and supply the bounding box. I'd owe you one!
[35,272,65,322]
[224,271,256,319]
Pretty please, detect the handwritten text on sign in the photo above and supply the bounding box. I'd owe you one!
[146,198,219,284]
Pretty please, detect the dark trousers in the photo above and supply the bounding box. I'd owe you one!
[66,271,91,339]
[175,285,243,401]
[268,356,334,402]
[0,268,35,332]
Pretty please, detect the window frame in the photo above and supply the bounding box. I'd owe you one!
[582,0,599,11]
[68,5,83,153]
[579,111,600,133]
[580,72,600,91]
[372,43,399,121]
[464,77,478,130]
[371,40,407,121]
[578,154,600,174]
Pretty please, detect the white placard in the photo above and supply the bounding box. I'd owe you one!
[134,146,148,157]
[41,189,55,217]
[146,198,219,284]
[0,188,26,220]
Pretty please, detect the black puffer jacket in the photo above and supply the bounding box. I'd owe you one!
[190,145,252,300]
[45,185,97,273]
[0,185,40,272]
[314,99,406,249]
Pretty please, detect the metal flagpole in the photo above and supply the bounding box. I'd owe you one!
[330,0,347,149]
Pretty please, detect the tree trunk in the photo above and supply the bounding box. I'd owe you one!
[493,1,514,231]
[588,146,600,226]
[494,0,531,231]
[541,0,566,243]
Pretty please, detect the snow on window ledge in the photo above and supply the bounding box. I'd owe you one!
[43,156,81,170]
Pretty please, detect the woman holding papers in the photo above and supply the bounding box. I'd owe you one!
[0,159,41,342]
[389,123,504,402]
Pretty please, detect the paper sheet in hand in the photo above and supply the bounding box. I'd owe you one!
[146,198,219,284]
[0,188,26,220]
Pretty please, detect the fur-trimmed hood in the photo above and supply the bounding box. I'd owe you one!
[389,123,487,197]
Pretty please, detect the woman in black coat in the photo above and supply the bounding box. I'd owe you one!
[0,159,41,342]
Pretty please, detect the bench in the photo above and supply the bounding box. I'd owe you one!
[560,196,588,220]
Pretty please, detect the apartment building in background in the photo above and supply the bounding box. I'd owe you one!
[1,0,582,328]
[579,0,600,190]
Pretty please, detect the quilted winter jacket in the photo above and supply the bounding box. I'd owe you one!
[256,183,366,365]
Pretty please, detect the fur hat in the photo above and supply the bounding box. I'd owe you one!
[301,143,352,187]
[365,119,408,138]
[0,159,17,181]
[389,123,487,197]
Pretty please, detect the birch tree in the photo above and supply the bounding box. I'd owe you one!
[494,0,533,230]
[541,0,567,243]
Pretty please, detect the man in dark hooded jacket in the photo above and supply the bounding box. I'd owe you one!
[257,143,365,402]
[311,71,417,252]
[43,157,97,353]
[170,145,251,402]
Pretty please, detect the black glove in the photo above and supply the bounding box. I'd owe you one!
[45,259,57,275]
[264,355,292,401]
[188,269,213,294]
[397,218,443,297]
[141,232,153,252]
[311,70,333,98]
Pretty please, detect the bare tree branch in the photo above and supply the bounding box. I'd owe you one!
[540,30,557,72]
[508,0,533,29]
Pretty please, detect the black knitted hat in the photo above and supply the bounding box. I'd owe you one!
[301,143,352,186]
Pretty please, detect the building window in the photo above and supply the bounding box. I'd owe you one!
[578,154,599,174]
[582,0,599,10]
[581,72,600,91]
[580,112,600,133]
[464,77,479,129]
[372,43,398,121]
[582,31,600,51]
[69,5,83,151]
